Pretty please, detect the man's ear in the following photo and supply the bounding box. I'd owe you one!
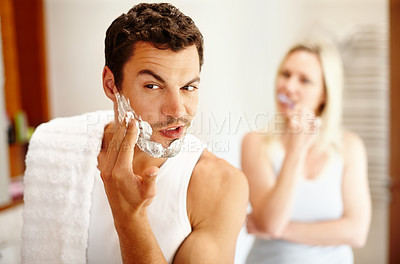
[102,66,119,101]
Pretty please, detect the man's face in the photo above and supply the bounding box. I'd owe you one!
[119,41,200,148]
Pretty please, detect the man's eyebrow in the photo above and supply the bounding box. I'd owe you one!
[185,77,201,85]
[138,69,200,86]
[137,69,165,83]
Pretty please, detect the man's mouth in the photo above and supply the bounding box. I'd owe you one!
[159,125,185,139]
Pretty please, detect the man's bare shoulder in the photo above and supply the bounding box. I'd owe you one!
[194,149,247,188]
[187,149,249,229]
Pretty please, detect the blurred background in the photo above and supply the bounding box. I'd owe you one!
[0,0,398,263]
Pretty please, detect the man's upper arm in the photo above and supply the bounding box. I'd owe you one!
[173,156,249,263]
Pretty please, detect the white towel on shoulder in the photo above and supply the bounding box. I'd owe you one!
[21,110,113,264]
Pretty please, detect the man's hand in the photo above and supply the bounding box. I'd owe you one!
[99,119,159,223]
[98,118,168,263]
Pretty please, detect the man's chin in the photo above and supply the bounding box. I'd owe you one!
[159,135,186,148]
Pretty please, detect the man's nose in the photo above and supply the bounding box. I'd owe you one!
[161,90,186,118]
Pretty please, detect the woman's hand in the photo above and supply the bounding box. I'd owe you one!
[246,213,273,240]
[285,105,320,154]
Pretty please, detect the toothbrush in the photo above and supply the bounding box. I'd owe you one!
[277,93,295,109]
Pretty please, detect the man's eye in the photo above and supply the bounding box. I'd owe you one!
[145,84,161,89]
[182,85,197,91]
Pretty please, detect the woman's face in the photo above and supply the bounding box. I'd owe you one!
[276,50,326,116]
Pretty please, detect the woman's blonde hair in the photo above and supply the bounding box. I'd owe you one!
[270,39,344,152]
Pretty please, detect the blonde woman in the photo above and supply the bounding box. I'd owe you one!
[242,39,371,264]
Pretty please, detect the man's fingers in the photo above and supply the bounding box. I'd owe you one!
[141,166,159,200]
[102,120,128,177]
[114,119,139,172]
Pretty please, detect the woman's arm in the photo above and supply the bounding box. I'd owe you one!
[242,131,311,237]
[278,132,371,247]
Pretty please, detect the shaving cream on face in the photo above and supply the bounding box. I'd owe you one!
[115,92,185,158]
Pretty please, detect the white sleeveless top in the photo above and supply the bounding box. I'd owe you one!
[246,141,354,264]
[87,134,205,264]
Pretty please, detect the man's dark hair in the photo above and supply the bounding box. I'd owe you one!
[105,3,204,89]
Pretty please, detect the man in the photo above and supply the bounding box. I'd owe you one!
[21,3,248,263]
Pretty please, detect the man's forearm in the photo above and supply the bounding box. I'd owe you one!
[115,210,167,264]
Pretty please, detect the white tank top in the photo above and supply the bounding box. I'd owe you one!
[268,142,344,221]
[87,134,205,263]
[246,140,353,264]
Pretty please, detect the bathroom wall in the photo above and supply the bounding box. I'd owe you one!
[0,21,11,206]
